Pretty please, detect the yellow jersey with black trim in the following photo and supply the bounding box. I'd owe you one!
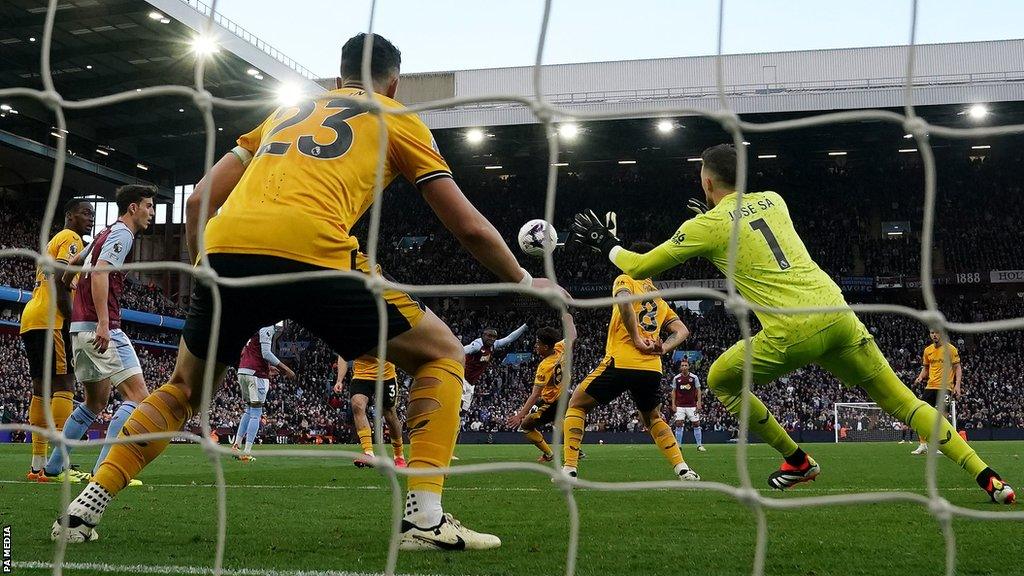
[612,191,847,341]
[353,356,397,381]
[20,228,83,333]
[923,343,960,390]
[204,87,452,270]
[534,340,565,403]
[605,275,678,371]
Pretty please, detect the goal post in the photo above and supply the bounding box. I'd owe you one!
[833,401,958,443]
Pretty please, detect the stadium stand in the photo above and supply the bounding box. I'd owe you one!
[2,157,1024,444]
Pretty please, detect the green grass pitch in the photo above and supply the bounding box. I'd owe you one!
[2,441,1022,576]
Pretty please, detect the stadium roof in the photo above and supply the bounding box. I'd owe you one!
[0,0,323,198]
[430,101,1024,177]
[398,39,1024,130]
[2,4,1022,198]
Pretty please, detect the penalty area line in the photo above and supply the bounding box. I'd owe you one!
[0,479,978,493]
[12,561,456,576]
[0,480,542,492]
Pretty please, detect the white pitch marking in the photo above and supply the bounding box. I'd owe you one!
[12,561,457,576]
[0,479,978,493]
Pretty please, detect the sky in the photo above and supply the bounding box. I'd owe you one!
[209,0,1024,77]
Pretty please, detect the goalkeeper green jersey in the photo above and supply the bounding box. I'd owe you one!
[611,190,848,341]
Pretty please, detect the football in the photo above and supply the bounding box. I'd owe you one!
[517,219,558,257]
[988,478,1017,504]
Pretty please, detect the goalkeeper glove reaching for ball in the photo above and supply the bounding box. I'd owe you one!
[569,210,620,257]
[686,198,708,216]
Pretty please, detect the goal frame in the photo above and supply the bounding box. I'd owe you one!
[833,401,957,443]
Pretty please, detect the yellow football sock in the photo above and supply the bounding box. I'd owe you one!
[648,417,684,468]
[391,437,404,459]
[29,395,48,459]
[406,358,463,494]
[52,391,74,431]
[523,429,552,456]
[562,407,586,468]
[356,427,373,454]
[93,384,192,495]
[865,368,986,477]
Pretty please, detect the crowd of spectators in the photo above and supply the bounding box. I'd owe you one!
[8,289,1021,446]
[0,201,182,318]
[119,282,180,317]
[202,290,1024,440]
[2,154,1024,444]
[356,154,1024,287]
[2,155,1022,311]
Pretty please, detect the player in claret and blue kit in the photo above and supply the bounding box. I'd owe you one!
[40,186,155,489]
[231,324,295,462]
[461,324,528,411]
[671,358,706,452]
[53,33,563,549]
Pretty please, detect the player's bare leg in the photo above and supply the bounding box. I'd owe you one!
[53,339,228,542]
[350,395,404,467]
[384,308,501,550]
[382,406,406,467]
[350,393,375,467]
[638,408,699,481]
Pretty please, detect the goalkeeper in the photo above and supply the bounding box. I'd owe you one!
[568,144,1014,504]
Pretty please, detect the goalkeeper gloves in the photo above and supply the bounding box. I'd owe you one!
[569,210,621,257]
[604,211,617,238]
[686,198,708,217]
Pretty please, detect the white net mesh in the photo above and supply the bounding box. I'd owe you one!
[834,402,907,443]
[4,1,1024,575]
[834,402,958,443]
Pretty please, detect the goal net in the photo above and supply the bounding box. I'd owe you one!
[5,1,1024,576]
[833,402,958,443]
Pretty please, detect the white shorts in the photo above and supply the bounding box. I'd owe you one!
[674,407,700,423]
[71,329,142,386]
[461,380,475,412]
[238,373,270,404]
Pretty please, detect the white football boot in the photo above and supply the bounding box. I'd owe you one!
[399,513,501,551]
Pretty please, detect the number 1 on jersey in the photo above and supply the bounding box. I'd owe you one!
[749,218,791,270]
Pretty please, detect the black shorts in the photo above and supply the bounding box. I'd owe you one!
[21,327,72,379]
[523,400,558,429]
[183,253,424,366]
[922,388,951,408]
[350,377,398,409]
[578,358,663,413]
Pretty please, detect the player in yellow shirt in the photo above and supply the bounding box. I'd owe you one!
[560,244,698,481]
[506,326,565,462]
[335,354,406,468]
[569,144,1014,504]
[55,33,561,549]
[21,198,93,481]
[910,330,962,455]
